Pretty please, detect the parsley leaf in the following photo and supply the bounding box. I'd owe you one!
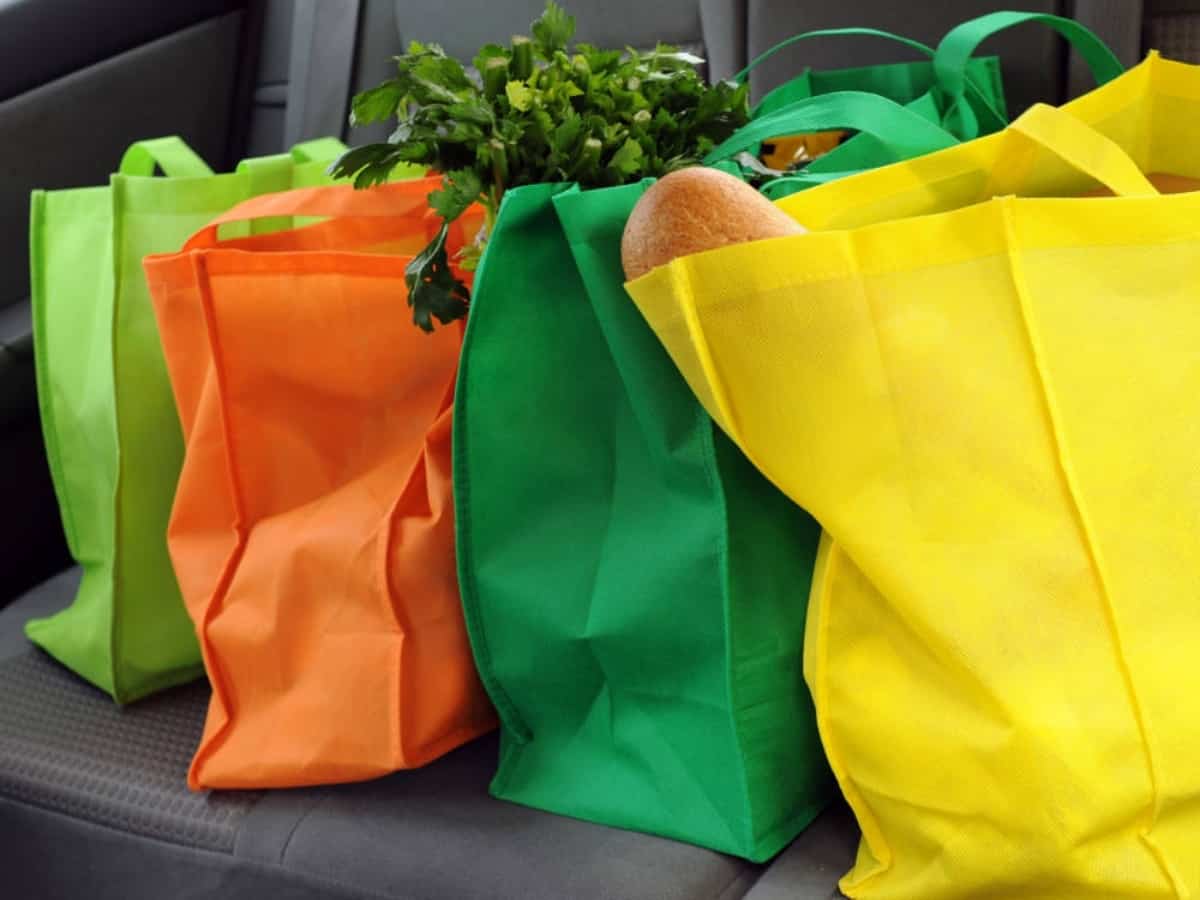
[505,80,534,112]
[531,1,575,55]
[405,224,470,332]
[428,169,484,221]
[607,138,644,177]
[350,80,405,127]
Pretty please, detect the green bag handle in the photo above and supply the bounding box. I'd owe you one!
[237,137,349,191]
[290,136,349,163]
[935,12,1124,139]
[734,27,937,83]
[757,168,850,199]
[118,136,213,178]
[704,91,958,166]
[737,27,1007,132]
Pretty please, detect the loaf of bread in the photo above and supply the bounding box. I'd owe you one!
[621,167,806,281]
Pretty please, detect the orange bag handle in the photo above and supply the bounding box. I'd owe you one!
[184,179,443,251]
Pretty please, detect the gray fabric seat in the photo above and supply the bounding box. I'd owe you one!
[0,570,858,899]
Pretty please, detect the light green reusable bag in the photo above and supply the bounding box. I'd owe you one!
[28,136,346,703]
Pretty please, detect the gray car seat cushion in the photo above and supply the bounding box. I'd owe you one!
[238,749,763,900]
[0,569,260,851]
[0,573,799,899]
[1147,3,1200,62]
[0,649,260,851]
[0,796,395,900]
[741,804,857,900]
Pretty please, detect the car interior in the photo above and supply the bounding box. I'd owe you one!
[2,1,1197,897]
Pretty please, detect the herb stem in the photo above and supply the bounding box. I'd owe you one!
[486,185,502,233]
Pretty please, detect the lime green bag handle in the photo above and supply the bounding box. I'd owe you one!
[236,137,349,190]
[736,27,1007,131]
[233,137,349,233]
[290,136,348,162]
[935,12,1125,139]
[118,136,213,178]
[703,91,958,166]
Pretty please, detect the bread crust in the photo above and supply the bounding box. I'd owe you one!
[621,168,805,280]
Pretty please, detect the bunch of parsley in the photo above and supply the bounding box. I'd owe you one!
[330,2,751,331]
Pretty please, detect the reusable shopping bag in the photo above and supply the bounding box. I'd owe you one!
[746,12,1123,198]
[143,181,495,789]
[28,136,348,703]
[627,52,1200,900]
[458,9,1121,861]
[741,26,1005,170]
[453,89,963,861]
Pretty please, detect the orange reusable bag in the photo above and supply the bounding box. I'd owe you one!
[143,180,495,790]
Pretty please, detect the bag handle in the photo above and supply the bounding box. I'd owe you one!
[183,180,438,250]
[734,28,936,83]
[231,138,352,234]
[765,105,1159,203]
[935,12,1124,139]
[118,136,214,178]
[757,168,848,199]
[738,27,1007,134]
[1005,103,1158,198]
[290,136,349,164]
[703,91,958,166]
[236,137,349,191]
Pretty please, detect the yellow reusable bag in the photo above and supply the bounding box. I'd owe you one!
[628,53,1200,900]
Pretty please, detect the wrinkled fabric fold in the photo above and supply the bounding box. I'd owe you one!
[144,179,495,790]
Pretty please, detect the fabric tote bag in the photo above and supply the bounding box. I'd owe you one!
[453,91,962,861]
[746,11,1124,199]
[627,54,1200,899]
[28,136,349,703]
[454,179,829,862]
[143,181,495,789]
[738,24,1006,171]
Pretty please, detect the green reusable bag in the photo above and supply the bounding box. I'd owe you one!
[454,90,961,859]
[738,13,1123,198]
[729,26,1005,184]
[745,28,1006,122]
[454,180,831,861]
[28,135,347,703]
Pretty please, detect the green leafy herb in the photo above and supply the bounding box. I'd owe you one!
[531,1,575,55]
[505,80,534,112]
[404,224,471,332]
[332,0,752,330]
[428,168,484,221]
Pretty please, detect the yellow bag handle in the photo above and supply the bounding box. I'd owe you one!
[1006,103,1159,198]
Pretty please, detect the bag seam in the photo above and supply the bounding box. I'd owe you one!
[677,261,831,858]
[108,179,127,702]
[29,191,83,561]
[184,252,252,788]
[676,257,758,857]
[451,225,533,764]
[1000,196,1183,896]
[814,544,891,896]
